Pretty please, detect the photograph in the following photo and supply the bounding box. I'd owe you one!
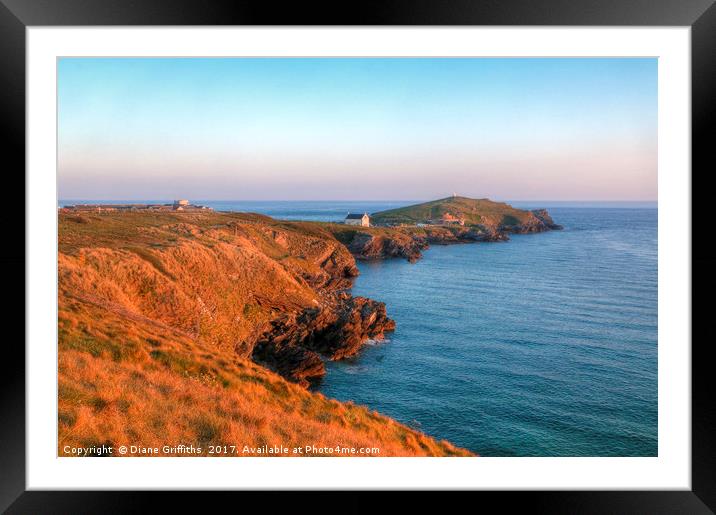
[57,56,658,458]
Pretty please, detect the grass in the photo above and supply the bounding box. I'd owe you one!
[124,246,176,280]
[58,211,473,457]
[370,195,536,227]
[58,301,470,456]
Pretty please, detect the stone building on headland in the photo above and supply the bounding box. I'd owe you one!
[436,213,465,225]
[344,213,370,227]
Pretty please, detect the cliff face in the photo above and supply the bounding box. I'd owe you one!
[253,294,395,385]
[343,230,428,262]
[59,212,393,386]
[335,225,505,262]
[58,211,470,456]
[530,209,564,231]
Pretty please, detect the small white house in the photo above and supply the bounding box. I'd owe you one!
[345,213,370,227]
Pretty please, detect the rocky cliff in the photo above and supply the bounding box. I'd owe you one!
[253,293,395,385]
[329,225,500,262]
[59,212,395,387]
[530,208,565,231]
[58,211,470,456]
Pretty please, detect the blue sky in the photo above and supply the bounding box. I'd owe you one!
[58,57,657,201]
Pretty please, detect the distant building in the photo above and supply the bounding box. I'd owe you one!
[441,213,465,225]
[345,213,370,227]
[62,200,212,213]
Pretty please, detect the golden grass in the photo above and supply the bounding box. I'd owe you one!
[58,212,473,457]
[59,299,469,457]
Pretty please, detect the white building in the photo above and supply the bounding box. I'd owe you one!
[345,213,370,227]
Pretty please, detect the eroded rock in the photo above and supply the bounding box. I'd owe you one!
[252,294,395,386]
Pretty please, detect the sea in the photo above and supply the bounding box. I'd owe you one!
[60,199,658,456]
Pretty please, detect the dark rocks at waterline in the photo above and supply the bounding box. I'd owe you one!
[251,293,395,387]
[531,208,565,230]
[345,231,427,263]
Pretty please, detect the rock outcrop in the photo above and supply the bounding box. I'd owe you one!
[252,293,395,386]
[531,208,565,230]
[59,211,396,389]
[344,231,427,263]
[327,221,545,263]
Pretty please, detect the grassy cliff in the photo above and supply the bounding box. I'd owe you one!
[58,211,471,457]
[371,196,537,227]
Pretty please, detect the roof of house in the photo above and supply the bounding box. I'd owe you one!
[345,213,368,219]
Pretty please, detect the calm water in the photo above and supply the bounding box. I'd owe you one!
[321,206,658,457]
[61,199,657,456]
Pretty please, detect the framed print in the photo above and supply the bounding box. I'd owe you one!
[3,0,714,512]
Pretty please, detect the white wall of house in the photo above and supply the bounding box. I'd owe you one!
[345,214,370,227]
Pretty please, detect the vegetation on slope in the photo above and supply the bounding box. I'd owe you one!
[58,211,471,456]
[370,196,536,227]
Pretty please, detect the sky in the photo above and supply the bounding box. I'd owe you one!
[58,57,657,201]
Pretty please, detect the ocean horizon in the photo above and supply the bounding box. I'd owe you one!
[58,199,658,219]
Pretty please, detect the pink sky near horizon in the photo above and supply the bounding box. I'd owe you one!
[59,142,657,201]
[58,57,657,201]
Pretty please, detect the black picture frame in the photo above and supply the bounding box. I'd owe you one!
[2,0,713,512]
